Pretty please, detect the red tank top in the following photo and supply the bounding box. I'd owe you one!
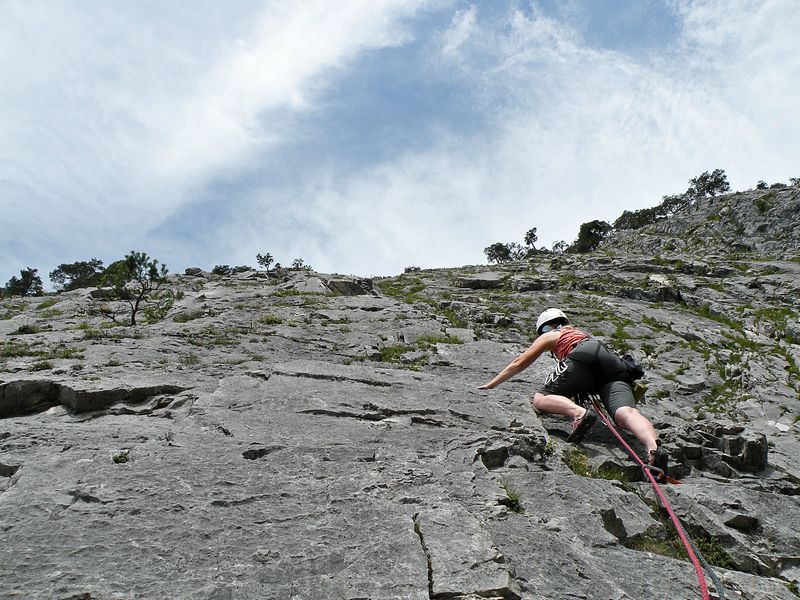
[552,328,590,360]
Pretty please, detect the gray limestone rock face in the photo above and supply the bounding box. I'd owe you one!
[457,271,507,289]
[325,277,373,296]
[414,507,522,599]
[2,206,800,600]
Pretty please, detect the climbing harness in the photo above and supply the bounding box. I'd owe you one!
[581,393,726,600]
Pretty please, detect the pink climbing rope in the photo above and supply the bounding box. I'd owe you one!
[588,397,713,600]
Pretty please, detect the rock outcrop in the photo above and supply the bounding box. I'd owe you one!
[1,190,799,599]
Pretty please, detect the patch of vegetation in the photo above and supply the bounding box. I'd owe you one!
[81,327,107,340]
[563,447,593,477]
[686,303,742,332]
[0,301,27,320]
[439,307,467,328]
[258,314,282,325]
[273,289,325,298]
[629,504,736,570]
[754,194,776,214]
[563,447,634,488]
[542,440,556,457]
[0,340,83,362]
[641,315,671,333]
[701,381,739,418]
[173,310,205,323]
[186,325,238,347]
[498,482,524,513]
[30,360,54,371]
[52,345,85,359]
[1,341,36,358]
[112,452,129,464]
[36,298,60,310]
[13,323,43,335]
[374,343,415,363]
[378,276,469,328]
[777,347,800,387]
[611,321,633,353]
[719,330,762,353]
[376,277,426,304]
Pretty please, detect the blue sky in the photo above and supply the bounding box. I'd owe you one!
[2,1,799,285]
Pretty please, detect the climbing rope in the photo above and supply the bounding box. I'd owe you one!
[583,394,726,600]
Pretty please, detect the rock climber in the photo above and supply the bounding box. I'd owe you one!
[479,308,668,480]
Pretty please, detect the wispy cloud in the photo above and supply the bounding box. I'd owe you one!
[272,0,800,273]
[0,0,437,280]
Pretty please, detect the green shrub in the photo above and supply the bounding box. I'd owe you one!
[0,302,26,320]
[13,323,42,335]
[36,298,60,310]
[258,314,282,325]
[563,447,592,477]
[499,482,524,513]
[374,343,414,362]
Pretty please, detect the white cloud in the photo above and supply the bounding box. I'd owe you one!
[0,0,438,281]
[440,6,477,56]
[231,0,799,278]
[673,0,800,153]
[147,0,434,184]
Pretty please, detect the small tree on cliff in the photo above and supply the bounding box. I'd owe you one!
[100,251,169,326]
[687,169,730,200]
[569,220,612,253]
[50,259,104,291]
[256,253,274,270]
[484,242,525,264]
[524,227,538,248]
[3,268,44,297]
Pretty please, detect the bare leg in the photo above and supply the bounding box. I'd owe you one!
[613,406,658,452]
[532,392,586,420]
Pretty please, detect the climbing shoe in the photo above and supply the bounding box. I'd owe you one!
[567,407,597,443]
[647,441,669,483]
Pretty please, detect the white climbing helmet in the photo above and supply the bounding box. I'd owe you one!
[536,308,568,334]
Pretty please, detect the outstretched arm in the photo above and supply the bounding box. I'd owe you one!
[478,331,558,389]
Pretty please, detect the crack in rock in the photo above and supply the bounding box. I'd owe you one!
[242,445,284,460]
[299,403,438,423]
[413,508,522,600]
[272,369,392,387]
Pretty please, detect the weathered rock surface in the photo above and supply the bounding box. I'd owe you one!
[1,190,799,599]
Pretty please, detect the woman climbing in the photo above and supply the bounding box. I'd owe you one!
[479,308,668,480]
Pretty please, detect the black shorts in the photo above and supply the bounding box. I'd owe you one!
[540,339,636,417]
